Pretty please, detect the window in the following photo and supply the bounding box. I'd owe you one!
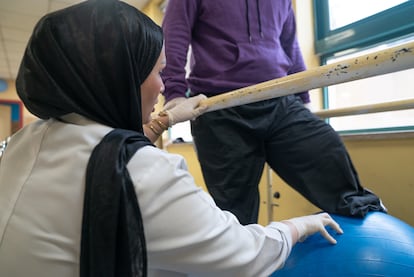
[314,0,414,133]
[327,0,408,30]
[314,0,414,55]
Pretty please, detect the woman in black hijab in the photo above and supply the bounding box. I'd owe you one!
[0,1,342,277]
[1,0,203,276]
[12,0,203,275]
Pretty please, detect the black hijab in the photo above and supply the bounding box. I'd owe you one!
[15,0,164,276]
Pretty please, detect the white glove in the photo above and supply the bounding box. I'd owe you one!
[163,97,187,110]
[164,94,207,126]
[286,212,343,244]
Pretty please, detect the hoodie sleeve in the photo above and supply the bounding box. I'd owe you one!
[280,3,310,104]
[162,0,199,103]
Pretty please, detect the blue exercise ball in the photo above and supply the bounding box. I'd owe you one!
[271,212,414,276]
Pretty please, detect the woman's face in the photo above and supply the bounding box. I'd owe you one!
[140,47,166,124]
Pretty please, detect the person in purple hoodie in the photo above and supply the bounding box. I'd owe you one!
[161,0,387,225]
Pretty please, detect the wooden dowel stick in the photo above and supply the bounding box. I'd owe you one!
[199,41,414,113]
[314,98,414,118]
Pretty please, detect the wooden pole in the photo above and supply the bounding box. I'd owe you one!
[314,98,414,118]
[199,41,414,113]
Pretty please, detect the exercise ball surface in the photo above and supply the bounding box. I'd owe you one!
[271,212,414,276]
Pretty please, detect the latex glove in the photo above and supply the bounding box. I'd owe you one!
[163,97,187,111]
[286,212,343,244]
[165,94,207,126]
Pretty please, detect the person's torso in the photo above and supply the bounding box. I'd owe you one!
[0,116,199,277]
[188,0,296,94]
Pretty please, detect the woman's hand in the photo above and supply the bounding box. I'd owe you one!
[283,212,343,244]
[164,94,207,126]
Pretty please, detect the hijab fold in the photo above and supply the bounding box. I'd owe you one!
[15,0,164,276]
[81,129,152,276]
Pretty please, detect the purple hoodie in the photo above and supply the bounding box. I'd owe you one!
[162,0,310,103]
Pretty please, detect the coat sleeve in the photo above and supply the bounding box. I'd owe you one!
[128,146,293,277]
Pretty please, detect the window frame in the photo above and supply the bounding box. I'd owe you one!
[313,0,414,57]
[313,0,414,135]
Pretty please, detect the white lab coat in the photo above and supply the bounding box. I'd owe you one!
[0,114,293,277]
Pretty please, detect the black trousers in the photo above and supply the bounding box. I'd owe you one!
[191,95,385,225]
